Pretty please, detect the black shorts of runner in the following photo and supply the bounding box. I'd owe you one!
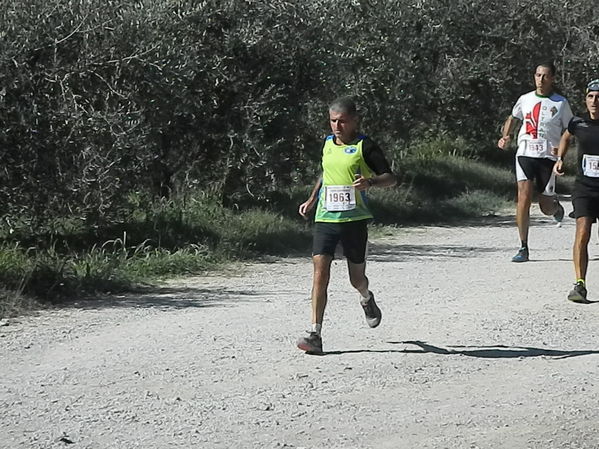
[572,195,599,220]
[312,220,369,264]
[517,156,555,195]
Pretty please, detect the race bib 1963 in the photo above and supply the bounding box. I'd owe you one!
[583,154,599,177]
[522,138,548,158]
[324,185,356,211]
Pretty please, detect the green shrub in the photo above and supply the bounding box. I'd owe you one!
[0,138,525,317]
[2,0,597,229]
[126,246,219,279]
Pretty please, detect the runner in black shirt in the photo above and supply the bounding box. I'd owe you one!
[554,79,599,302]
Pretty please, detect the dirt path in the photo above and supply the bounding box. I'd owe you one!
[2,204,599,449]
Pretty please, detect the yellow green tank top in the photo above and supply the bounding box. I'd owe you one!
[314,135,374,223]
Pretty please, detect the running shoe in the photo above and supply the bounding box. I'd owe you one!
[361,292,382,328]
[297,332,323,354]
[567,281,589,304]
[511,247,529,263]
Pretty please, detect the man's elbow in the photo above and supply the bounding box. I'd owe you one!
[386,172,398,187]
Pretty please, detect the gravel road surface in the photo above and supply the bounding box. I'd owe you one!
[2,204,599,449]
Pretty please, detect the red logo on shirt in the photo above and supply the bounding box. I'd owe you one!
[525,102,541,138]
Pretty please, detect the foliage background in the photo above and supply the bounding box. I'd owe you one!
[1,0,597,312]
[2,0,598,227]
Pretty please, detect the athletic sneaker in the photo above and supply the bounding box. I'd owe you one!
[511,247,529,263]
[553,203,565,224]
[567,281,588,303]
[297,332,323,354]
[361,292,382,328]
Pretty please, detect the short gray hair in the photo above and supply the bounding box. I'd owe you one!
[329,96,358,117]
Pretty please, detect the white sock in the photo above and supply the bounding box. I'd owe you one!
[311,323,322,335]
[360,290,372,305]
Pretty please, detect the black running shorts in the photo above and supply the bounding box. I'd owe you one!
[516,156,556,196]
[573,195,599,219]
[312,220,369,264]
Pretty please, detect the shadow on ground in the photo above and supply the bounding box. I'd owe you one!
[320,340,599,359]
[395,212,560,229]
[63,286,266,311]
[368,213,569,262]
[368,243,503,262]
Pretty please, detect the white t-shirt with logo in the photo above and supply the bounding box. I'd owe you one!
[512,91,573,160]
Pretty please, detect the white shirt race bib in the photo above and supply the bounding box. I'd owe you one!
[583,154,599,177]
[521,139,548,158]
[324,185,356,211]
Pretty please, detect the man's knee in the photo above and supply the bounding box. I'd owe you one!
[348,263,367,289]
[313,265,330,280]
[312,256,332,280]
[575,222,593,246]
[517,182,533,201]
[539,195,557,215]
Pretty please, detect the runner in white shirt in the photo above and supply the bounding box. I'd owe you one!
[497,62,573,262]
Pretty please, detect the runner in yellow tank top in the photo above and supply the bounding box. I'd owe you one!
[314,135,374,223]
[296,97,397,354]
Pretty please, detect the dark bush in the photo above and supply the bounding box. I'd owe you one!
[1,0,597,229]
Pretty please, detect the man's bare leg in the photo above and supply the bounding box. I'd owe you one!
[516,180,533,244]
[513,180,533,262]
[297,254,333,354]
[538,194,559,216]
[347,260,369,297]
[573,217,593,280]
[347,260,381,328]
[568,217,593,303]
[539,193,564,225]
[310,254,333,326]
